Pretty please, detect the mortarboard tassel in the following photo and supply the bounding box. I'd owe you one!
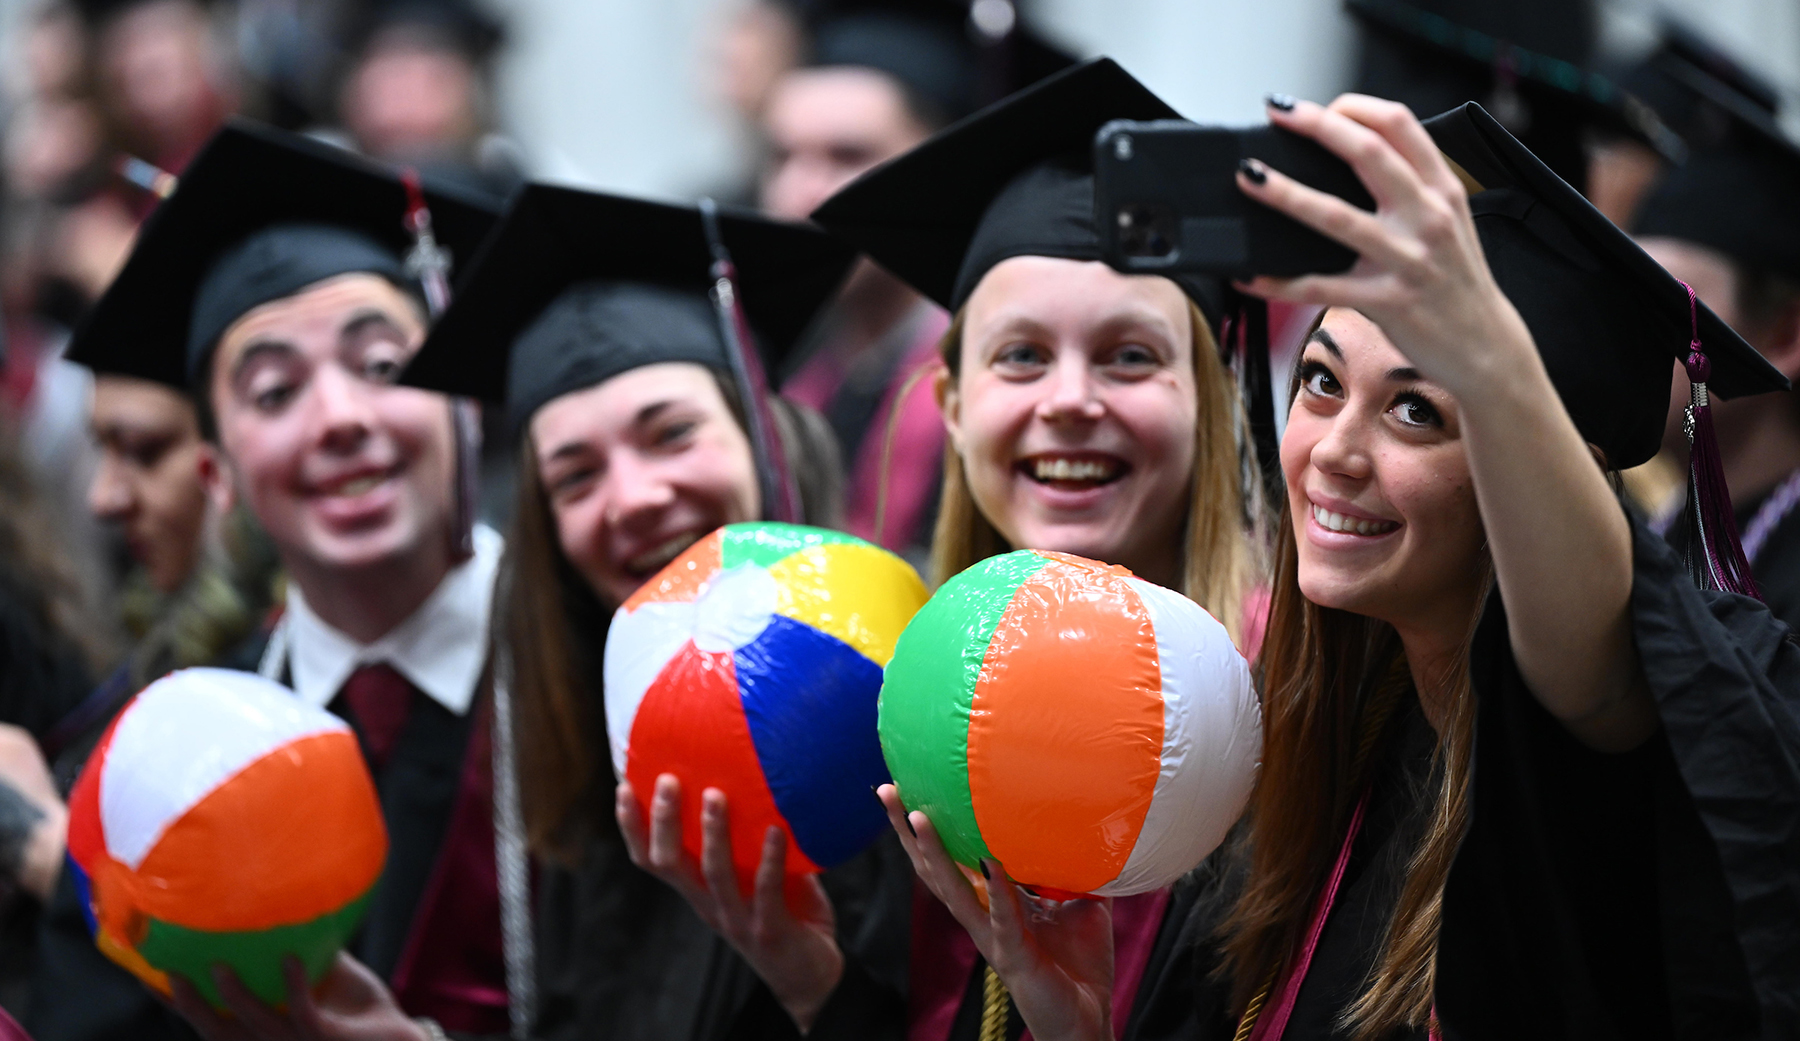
[1678,280,1760,598]
[401,169,481,559]
[698,197,803,524]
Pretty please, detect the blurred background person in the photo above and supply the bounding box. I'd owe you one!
[1590,21,1785,230]
[764,0,1072,564]
[1630,67,1800,629]
[0,389,104,1019]
[333,0,524,202]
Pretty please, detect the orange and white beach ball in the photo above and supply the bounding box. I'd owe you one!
[66,668,386,1006]
[879,550,1260,897]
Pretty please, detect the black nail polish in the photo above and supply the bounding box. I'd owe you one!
[978,860,991,880]
[1238,158,1268,185]
[903,814,917,837]
[1266,93,1297,112]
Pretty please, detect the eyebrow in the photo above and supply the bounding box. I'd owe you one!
[229,340,298,383]
[339,308,410,346]
[1306,328,1428,385]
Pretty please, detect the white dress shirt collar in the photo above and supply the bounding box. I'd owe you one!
[283,525,503,716]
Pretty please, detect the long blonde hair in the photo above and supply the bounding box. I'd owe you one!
[927,299,1257,645]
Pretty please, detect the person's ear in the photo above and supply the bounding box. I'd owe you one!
[198,443,237,518]
[934,363,962,457]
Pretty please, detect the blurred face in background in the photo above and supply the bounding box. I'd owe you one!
[89,375,212,593]
[341,30,481,160]
[760,65,931,222]
[713,0,803,123]
[94,0,228,160]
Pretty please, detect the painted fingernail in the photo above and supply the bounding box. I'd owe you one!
[904,813,917,837]
[1238,158,1268,185]
[1266,93,1297,112]
[978,860,991,880]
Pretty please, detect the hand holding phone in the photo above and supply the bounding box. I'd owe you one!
[1093,119,1375,278]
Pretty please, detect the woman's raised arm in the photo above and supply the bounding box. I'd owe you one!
[1239,94,1656,751]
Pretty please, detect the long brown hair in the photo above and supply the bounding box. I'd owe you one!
[928,299,1257,645]
[1220,354,1489,1037]
[504,373,843,860]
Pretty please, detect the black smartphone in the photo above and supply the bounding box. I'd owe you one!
[1093,119,1375,279]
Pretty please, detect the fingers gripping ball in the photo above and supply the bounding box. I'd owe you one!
[65,668,387,1007]
[880,551,1261,897]
[606,522,930,889]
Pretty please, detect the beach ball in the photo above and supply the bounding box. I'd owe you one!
[65,668,387,1007]
[880,550,1260,898]
[606,522,929,888]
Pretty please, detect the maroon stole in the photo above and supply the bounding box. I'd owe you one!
[388,679,510,1033]
[905,880,1173,1041]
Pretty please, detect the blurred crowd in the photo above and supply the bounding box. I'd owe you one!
[0,0,1794,1029]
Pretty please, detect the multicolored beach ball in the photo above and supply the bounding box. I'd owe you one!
[880,550,1261,898]
[66,668,386,1007]
[606,522,929,887]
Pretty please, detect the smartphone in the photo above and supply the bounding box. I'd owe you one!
[1093,119,1374,278]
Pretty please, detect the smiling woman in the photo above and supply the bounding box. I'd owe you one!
[396,182,864,1040]
[801,58,1267,1041]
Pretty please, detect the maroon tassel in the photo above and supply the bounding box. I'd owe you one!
[698,198,803,524]
[402,168,479,557]
[1679,281,1761,599]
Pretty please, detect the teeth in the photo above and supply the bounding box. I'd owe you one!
[334,475,384,497]
[627,532,701,574]
[1311,503,1396,536]
[1032,457,1118,483]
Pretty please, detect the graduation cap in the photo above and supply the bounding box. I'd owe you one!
[1615,19,1782,152]
[71,0,210,29]
[1423,101,1787,594]
[399,182,855,435]
[346,0,506,63]
[802,0,1076,128]
[1349,0,1687,184]
[811,57,1272,482]
[65,119,500,389]
[1628,48,1800,281]
[810,57,1221,319]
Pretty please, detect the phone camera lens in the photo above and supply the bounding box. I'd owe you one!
[1117,204,1176,259]
[1112,134,1133,162]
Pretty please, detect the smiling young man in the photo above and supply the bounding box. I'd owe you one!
[30,121,503,1041]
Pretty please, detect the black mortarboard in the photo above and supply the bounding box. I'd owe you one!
[347,0,506,62]
[802,0,1076,128]
[399,184,856,432]
[1615,19,1781,152]
[72,0,210,28]
[1628,40,1800,280]
[809,57,1223,323]
[65,120,499,389]
[1349,0,1687,187]
[1421,102,1786,468]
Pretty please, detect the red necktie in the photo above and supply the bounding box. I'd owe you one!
[338,663,415,770]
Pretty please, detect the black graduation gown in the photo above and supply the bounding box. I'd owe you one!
[1435,510,1800,1037]
[1122,708,1439,1041]
[1737,482,1800,635]
[1125,508,1799,1040]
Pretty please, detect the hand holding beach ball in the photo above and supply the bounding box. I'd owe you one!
[880,550,1260,897]
[606,522,929,890]
[66,668,387,1007]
